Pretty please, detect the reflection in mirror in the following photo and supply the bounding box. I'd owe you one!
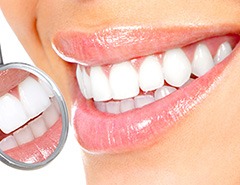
[0,65,68,168]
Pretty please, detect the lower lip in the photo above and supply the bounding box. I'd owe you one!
[4,118,62,163]
[71,43,240,154]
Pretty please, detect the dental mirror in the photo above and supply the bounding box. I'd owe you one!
[0,45,68,170]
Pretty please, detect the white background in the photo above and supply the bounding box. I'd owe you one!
[0,10,86,185]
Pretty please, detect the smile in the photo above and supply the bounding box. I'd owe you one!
[0,70,61,163]
[52,25,240,153]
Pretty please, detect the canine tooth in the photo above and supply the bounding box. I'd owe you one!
[214,42,232,64]
[19,77,51,119]
[0,93,28,134]
[134,95,155,108]
[42,102,60,128]
[13,125,34,145]
[94,101,106,112]
[120,99,135,113]
[29,117,48,138]
[90,66,112,101]
[154,86,176,100]
[76,65,93,99]
[109,62,139,100]
[106,101,120,114]
[0,135,18,151]
[139,55,164,91]
[192,44,214,77]
[163,48,192,87]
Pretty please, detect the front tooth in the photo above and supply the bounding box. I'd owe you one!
[134,95,155,108]
[94,101,106,112]
[163,48,192,87]
[13,125,35,145]
[214,42,232,64]
[154,86,177,100]
[76,65,93,99]
[120,99,135,113]
[109,62,139,100]
[192,44,214,77]
[0,93,28,134]
[106,101,120,114]
[42,102,60,128]
[0,135,18,151]
[19,77,51,119]
[139,55,164,91]
[29,117,48,138]
[90,66,112,101]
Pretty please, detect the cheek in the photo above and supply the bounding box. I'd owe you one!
[1,0,38,37]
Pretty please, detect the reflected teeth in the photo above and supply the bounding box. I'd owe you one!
[0,94,29,134]
[19,77,51,118]
[76,41,234,114]
[0,100,60,151]
[0,76,61,151]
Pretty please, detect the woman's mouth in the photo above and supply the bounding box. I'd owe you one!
[0,71,61,163]
[52,25,240,153]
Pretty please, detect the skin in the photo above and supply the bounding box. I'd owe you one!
[1,0,240,184]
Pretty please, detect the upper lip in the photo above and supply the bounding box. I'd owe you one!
[52,24,240,66]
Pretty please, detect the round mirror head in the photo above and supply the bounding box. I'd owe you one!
[0,63,68,169]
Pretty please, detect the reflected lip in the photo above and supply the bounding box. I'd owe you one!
[4,119,62,163]
[53,25,240,153]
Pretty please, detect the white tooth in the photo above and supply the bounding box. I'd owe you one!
[154,86,176,100]
[163,48,192,87]
[82,67,93,99]
[13,125,34,145]
[139,55,164,91]
[134,95,155,108]
[39,78,54,98]
[106,101,120,114]
[19,77,51,119]
[0,135,18,151]
[94,101,106,112]
[214,42,232,64]
[192,44,214,77]
[76,65,88,99]
[109,62,139,100]
[90,66,112,101]
[0,93,28,134]
[76,65,93,99]
[29,117,48,138]
[120,99,135,113]
[52,97,61,114]
[42,102,60,128]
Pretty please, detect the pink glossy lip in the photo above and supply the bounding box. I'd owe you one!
[53,25,240,66]
[5,119,62,163]
[53,25,240,153]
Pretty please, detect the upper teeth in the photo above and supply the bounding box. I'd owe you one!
[0,76,60,151]
[76,41,233,113]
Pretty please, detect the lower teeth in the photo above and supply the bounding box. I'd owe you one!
[94,85,178,114]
